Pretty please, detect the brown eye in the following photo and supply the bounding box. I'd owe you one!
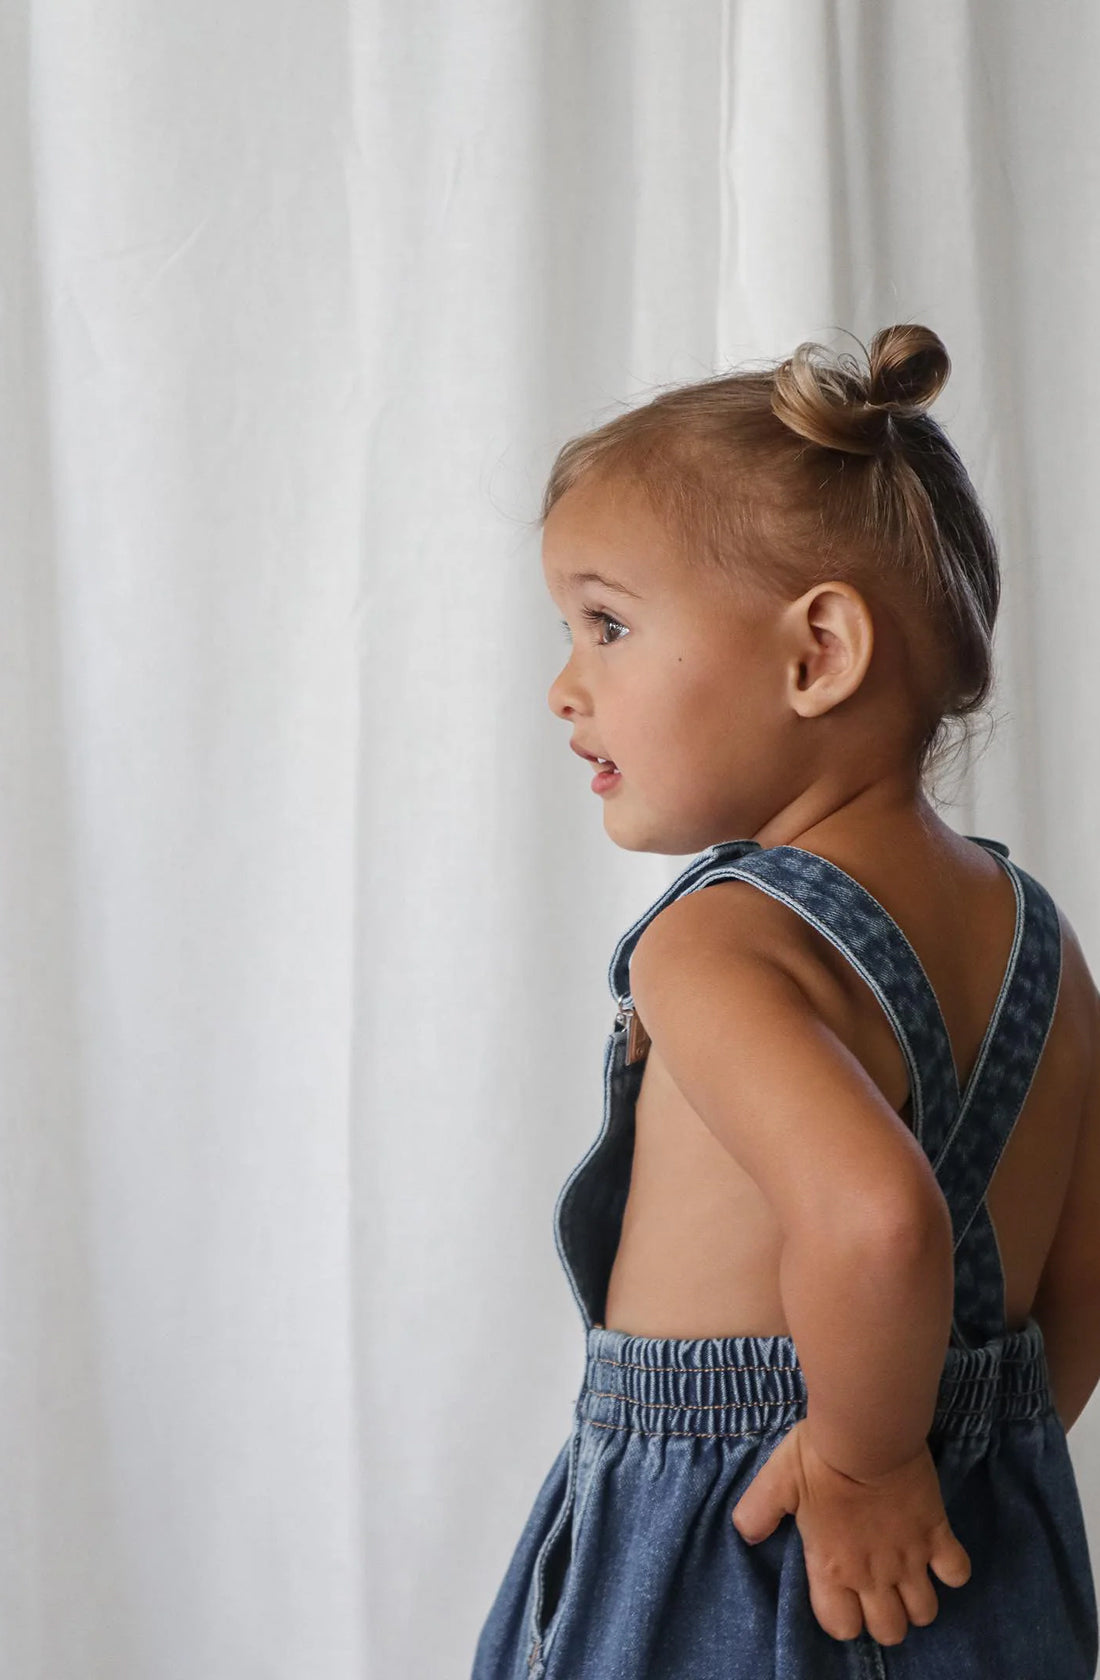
[559,607,628,646]
[582,607,628,645]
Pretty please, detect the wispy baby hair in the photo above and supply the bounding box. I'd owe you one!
[540,323,1001,793]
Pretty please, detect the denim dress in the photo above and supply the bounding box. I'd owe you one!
[471,837,1099,1679]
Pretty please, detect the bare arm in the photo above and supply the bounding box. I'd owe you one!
[629,882,956,1481]
[779,1199,954,1478]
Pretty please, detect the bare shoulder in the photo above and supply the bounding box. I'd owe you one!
[632,872,849,1016]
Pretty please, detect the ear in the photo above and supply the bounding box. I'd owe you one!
[784,582,874,720]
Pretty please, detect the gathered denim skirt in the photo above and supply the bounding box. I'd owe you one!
[471,1317,1097,1679]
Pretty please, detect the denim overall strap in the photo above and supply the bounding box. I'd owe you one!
[613,838,960,1157]
[607,839,766,1012]
[930,852,1063,1349]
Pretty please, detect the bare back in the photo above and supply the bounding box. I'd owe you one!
[603,831,1095,1340]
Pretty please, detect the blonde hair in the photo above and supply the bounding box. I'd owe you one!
[540,323,1001,797]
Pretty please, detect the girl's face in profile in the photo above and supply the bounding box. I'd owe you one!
[541,473,804,857]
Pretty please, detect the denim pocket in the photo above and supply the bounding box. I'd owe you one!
[527,1420,614,1674]
[528,1426,581,1667]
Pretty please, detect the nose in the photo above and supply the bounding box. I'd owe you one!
[547,658,584,720]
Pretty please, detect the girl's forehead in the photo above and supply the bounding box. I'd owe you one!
[542,496,674,597]
[544,474,658,544]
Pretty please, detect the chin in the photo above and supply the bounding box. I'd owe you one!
[603,813,677,856]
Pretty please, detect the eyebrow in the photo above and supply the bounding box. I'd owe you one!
[562,569,643,599]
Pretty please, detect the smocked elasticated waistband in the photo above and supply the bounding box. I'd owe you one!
[579,1314,1053,1444]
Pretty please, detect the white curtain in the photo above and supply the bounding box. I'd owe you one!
[3,2,1098,1675]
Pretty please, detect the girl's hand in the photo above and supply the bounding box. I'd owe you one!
[730,1418,972,1646]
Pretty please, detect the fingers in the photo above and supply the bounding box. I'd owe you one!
[929,1529,972,1588]
[806,1576,864,1644]
[896,1569,939,1629]
[857,1585,913,1647]
[811,1574,937,1647]
[810,1548,961,1646]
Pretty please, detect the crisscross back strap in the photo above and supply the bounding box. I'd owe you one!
[932,856,1062,1346]
[607,835,1062,1349]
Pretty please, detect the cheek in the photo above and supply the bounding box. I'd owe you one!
[667,657,735,732]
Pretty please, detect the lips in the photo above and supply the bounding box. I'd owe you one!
[570,741,617,769]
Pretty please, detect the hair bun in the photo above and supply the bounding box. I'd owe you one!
[771,322,951,456]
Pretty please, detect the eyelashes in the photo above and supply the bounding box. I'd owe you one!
[559,605,628,646]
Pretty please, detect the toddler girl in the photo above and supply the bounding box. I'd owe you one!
[471,323,1100,1677]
